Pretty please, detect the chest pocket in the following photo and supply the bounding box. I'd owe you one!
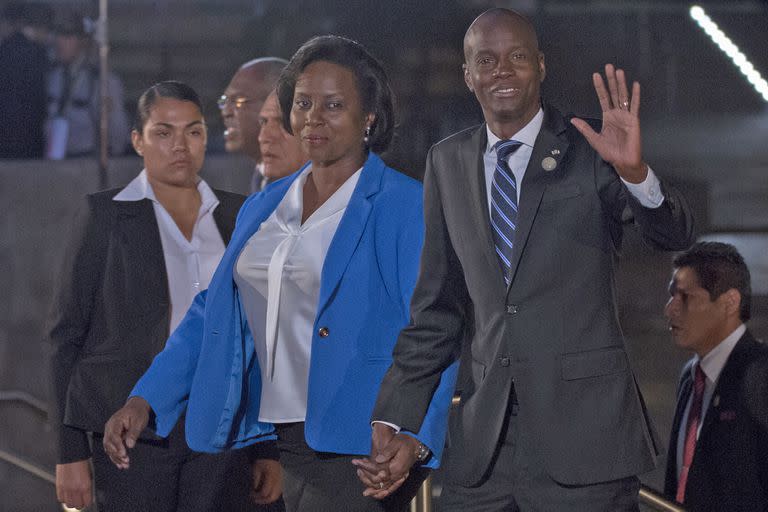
[542,183,582,203]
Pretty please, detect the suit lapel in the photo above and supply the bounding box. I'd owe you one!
[316,153,383,318]
[462,125,509,290]
[667,365,693,486]
[114,199,169,321]
[212,194,237,244]
[507,104,570,289]
[697,332,756,443]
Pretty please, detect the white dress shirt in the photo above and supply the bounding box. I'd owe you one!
[234,165,362,423]
[112,170,225,332]
[676,323,746,477]
[484,107,665,212]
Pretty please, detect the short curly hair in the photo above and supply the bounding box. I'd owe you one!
[277,35,395,154]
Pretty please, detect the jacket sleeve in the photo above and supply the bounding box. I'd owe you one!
[129,289,208,437]
[372,146,468,437]
[595,153,696,252]
[47,195,106,463]
[392,184,458,467]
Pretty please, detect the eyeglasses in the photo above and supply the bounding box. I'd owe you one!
[217,95,257,110]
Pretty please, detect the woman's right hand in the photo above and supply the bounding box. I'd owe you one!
[55,459,93,509]
[102,396,151,469]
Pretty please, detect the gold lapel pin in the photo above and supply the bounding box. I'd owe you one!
[541,157,557,171]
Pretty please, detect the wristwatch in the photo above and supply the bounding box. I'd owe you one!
[414,442,431,464]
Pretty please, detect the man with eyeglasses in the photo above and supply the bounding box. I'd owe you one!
[219,57,288,193]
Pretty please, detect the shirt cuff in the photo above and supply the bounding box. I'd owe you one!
[372,420,401,433]
[621,166,664,208]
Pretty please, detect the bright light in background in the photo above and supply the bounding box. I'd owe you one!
[690,4,768,103]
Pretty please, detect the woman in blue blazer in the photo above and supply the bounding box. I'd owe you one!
[103,36,457,512]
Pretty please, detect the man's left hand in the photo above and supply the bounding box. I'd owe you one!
[571,63,648,183]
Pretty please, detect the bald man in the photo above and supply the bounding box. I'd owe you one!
[364,8,695,511]
[220,57,288,192]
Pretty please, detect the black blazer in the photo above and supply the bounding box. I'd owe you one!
[373,103,695,486]
[664,330,768,511]
[48,186,245,463]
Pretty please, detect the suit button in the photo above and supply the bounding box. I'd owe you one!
[499,357,510,367]
[506,304,519,314]
[318,326,330,338]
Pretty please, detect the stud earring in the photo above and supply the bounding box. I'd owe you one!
[363,126,371,144]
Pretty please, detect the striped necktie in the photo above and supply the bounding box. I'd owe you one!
[490,140,523,285]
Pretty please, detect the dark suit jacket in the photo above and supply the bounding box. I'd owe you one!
[373,103,695,486]
[48,186,245,463]
[664,330,768,511]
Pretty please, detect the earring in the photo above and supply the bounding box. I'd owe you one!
[363,126,371,144]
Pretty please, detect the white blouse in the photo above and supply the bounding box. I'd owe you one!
[113,170,225,333]
[234,165,362,423]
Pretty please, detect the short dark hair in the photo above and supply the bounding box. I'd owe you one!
[674,241,752,322]
[276,35,395,153]
[135,81,203,132]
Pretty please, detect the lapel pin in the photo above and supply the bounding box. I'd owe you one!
[541,157,557,171]
[551,149,560,155]
[713,395,720,407]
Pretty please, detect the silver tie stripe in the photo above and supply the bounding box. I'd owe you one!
[490,140,523,285]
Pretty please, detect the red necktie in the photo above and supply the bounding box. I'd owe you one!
[676,364,706,503]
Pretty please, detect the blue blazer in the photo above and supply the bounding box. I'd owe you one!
[131,153,457,468]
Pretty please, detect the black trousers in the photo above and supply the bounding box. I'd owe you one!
[275,422,428,512]
[439,397,640,512]
[91,419,283,512]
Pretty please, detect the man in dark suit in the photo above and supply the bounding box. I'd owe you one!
[663,242,768,511]
[357,8,694,511]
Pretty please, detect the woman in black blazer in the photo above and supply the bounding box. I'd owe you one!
[47,81,274,511]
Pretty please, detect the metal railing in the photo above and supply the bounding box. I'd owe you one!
[640,484,686,512]
[408,478,684,512]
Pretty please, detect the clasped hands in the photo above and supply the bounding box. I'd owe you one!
[351,423,422,499]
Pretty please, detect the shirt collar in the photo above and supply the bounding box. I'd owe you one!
[695,323,746,384]
[112,169,218,211]
[485,107,544,154]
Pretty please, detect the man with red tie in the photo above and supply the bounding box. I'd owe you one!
[664,241,768,511]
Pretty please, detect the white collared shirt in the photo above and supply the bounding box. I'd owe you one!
[483,107,664,214]
[234,165,362,423]
[676,323,747,477]
[113,170,225,332]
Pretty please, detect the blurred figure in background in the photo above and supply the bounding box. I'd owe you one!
[45,9,129,159]
[256,89,306,183]
[219,57,288,192]
[48,81,269,511]
[664,241,768,511]
[0,1,50,158]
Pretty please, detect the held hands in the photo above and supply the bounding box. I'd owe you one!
[570,64,648,183]
[55,459,93,510]
[251,458,283,505]
[102,396,151,469]
[351,423,420,500]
